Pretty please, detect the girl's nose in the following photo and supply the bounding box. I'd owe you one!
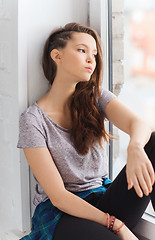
[86,55,93,63]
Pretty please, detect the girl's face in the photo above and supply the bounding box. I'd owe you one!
[58,32,97,83]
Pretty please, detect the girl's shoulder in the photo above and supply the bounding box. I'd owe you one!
[20,102,43,120]
[17,102,47,149]
[97,88,117,113]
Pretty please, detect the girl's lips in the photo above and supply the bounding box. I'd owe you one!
[85,67,93,72]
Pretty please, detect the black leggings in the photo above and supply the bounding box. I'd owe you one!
[53,132,155,240]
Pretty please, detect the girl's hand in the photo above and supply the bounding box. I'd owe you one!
[126,144,155,198]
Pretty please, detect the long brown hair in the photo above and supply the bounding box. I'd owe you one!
[42,22,114,155]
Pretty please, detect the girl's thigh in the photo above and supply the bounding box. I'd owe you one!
[53,213,120,240]
[94,132,155,230]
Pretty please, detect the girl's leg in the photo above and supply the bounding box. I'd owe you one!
[53,213,120,240]
[144,131,155,209]
[89,131,155,230]
[53,132,155,239]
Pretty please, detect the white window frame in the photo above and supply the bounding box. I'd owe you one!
[89,0,113,178]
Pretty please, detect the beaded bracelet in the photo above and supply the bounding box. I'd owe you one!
[106,214,125,235]
[109,216,116,231]
[113,222,125,234]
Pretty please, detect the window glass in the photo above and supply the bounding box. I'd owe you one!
[112,0,155,220]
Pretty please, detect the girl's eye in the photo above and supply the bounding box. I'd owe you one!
[78,49,85,53]
[93,54,97,58]
[78,49,97,58]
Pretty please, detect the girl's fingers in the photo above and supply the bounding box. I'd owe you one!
[126,171,133,190]
[132,176,143,198]
[142,167,153,193]
[126,152,155,197]
[127,179,133,190]
[142,149,155,185]
[147,161,155,186]
[137,171,150,196]
[128,166,153,197]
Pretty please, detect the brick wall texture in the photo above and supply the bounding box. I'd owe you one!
[112,0,124,96]
[112,0,124,161]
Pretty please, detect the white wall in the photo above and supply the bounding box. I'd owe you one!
[0,0,90,238]
[27,0,89,105]
[0,0,23,235]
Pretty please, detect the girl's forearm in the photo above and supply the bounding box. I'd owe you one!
[127,120,151,149]
[54,189,107,226]
[54,190,137,239]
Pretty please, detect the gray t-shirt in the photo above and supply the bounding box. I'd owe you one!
[17,88,116,206]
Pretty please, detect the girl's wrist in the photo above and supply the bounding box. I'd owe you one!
[127,142,143,152]
[106,214,125,235]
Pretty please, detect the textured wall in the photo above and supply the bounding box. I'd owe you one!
[111,0,124,161]
[0,0,23,235]
[112,0,124,96]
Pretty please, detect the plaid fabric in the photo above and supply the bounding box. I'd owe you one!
[20,178,111,240]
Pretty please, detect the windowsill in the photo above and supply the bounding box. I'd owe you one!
[142,212,155,224]
[1,215,154,240]
[0,229,26,240]
[133,214,155,240]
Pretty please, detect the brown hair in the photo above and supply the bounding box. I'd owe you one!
[42,22,114,155]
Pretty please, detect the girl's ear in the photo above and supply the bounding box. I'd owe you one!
[50,49,63,64]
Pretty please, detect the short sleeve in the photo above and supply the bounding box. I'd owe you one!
[17,112,47,148]
[97,88,117,115]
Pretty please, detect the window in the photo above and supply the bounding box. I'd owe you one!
[112,0,155,222]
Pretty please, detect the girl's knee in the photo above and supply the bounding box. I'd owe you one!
[145,131,155,148]
[150,131,155,142]
[144,131,155,168]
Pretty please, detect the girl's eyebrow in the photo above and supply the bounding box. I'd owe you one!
[75,43,97,53]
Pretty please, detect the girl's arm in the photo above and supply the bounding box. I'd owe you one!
[104,97,154,197]
[24,147,107,225]
[23,147,137,240]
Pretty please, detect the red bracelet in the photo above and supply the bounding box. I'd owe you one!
[113,222,125,234]
[106,214,125,235]
[108,216,125,235]
[106,213,110,229]
[109,216,116,231]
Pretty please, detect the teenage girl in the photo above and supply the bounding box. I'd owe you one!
[17,22,155,240]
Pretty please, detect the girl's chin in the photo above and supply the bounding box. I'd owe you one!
[78,78,91,83]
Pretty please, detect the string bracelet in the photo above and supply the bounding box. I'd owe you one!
[106,214,125,235]
[113,222,125,234]
[106,213,110,229]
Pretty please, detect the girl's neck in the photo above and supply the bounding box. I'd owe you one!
[39,74,77,113]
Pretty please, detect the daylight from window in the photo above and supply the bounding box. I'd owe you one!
[113,0,155,220]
